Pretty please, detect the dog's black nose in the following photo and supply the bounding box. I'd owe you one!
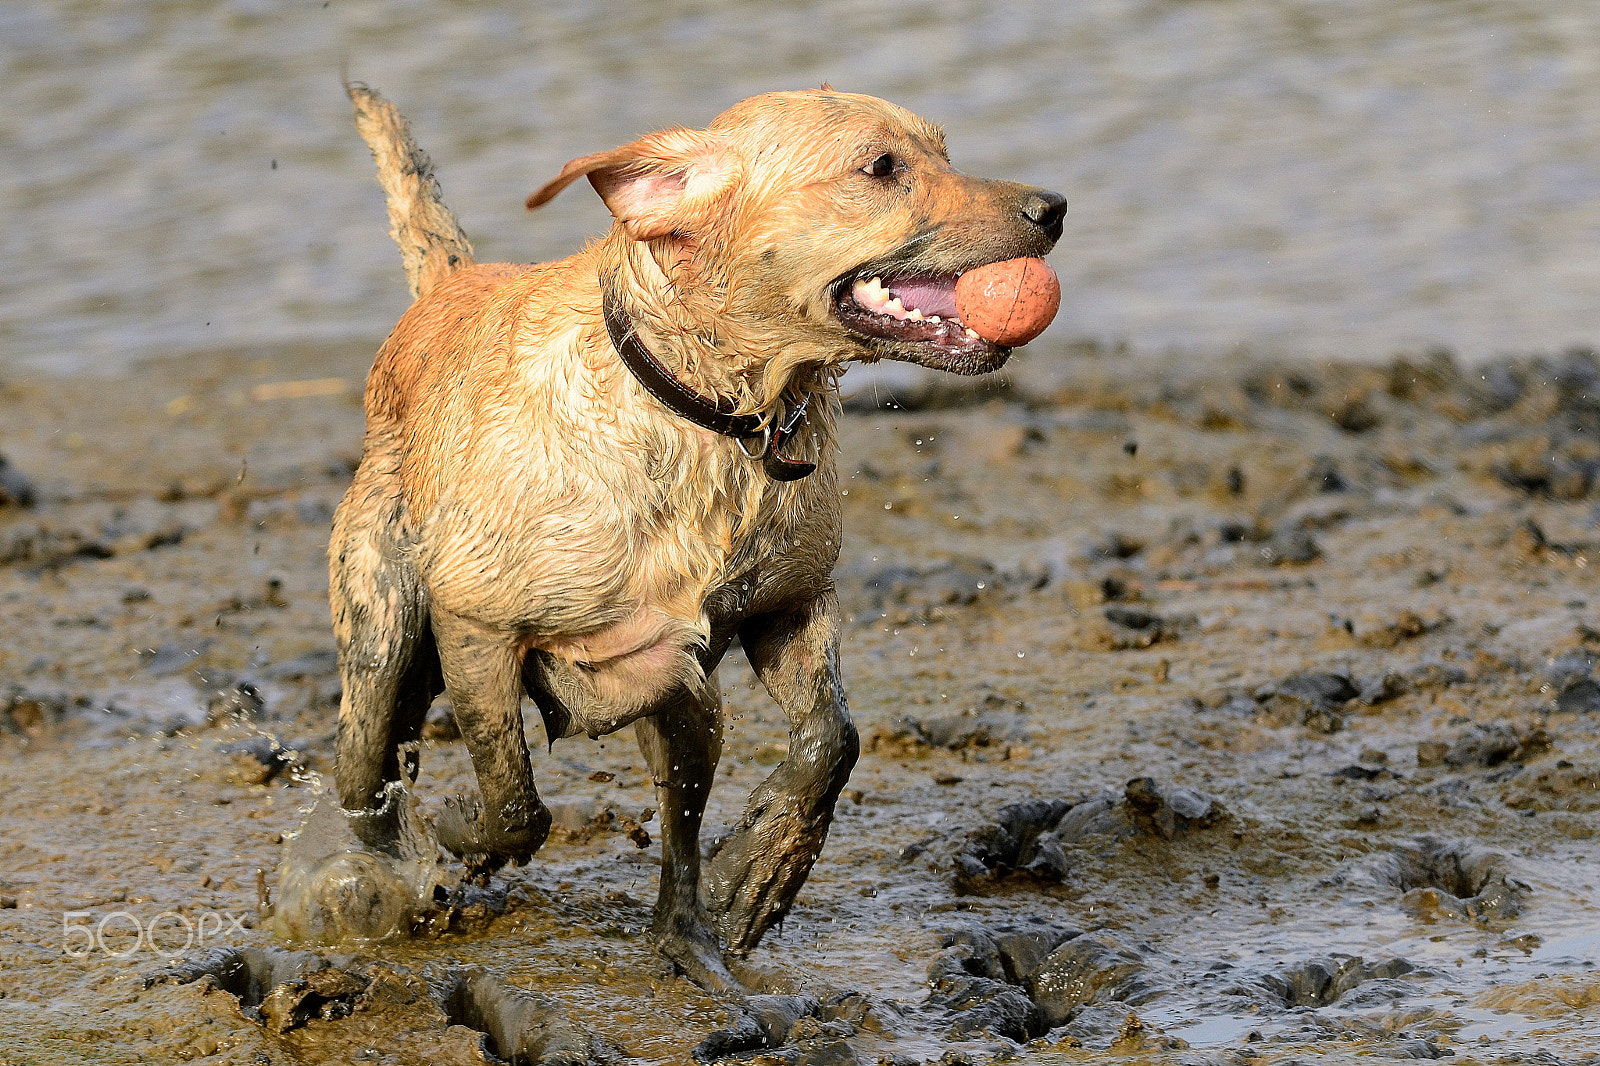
[1021,190,1067,240]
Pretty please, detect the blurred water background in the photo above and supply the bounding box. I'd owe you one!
[3,0,1596,376]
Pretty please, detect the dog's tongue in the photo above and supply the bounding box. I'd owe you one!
[885,277,959,320]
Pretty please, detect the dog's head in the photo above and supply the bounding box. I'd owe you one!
[528,89,1065,377]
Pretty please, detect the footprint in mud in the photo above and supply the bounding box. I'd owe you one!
[922,921,1445,1053]
[437,966,599,1066]
[866,694,1030,755]
[949,777,1228,891]
[1199,662,1468,735]
[922,921,1186,1050]
[145,944,364,1032]
[693,991,900,1064]
[147,946,600,1063]
[1202,953,1430,1019]
[1339,836,1531,921]
[1417,721,1553,770]
[1258,955,1422,1010]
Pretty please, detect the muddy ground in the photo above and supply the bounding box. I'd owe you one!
[1,340,1597,1065]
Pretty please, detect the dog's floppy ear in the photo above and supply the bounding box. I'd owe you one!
[526,128,735,242]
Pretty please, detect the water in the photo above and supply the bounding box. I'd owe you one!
[3,0,1597,376]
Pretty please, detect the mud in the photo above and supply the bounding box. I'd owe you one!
[2,342,1599,1064]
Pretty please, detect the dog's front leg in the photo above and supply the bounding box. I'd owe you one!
[634,676,742,993]
[429,609,552,872]
[704,591,859,954]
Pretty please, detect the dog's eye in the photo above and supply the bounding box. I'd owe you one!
[862,153,897,179]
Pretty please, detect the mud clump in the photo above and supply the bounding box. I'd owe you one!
[0,455,37,509]
[1099,605,1193,649]
[218,733,303,785]
[1503,762,1600,812]
[0,684,81,741]
[1555,676,1600,715]
[1027,930,1165,1029]
[206,679,268,723]
[851,556,1034,625]
[950,797,1073,888]
[1253,671,1362,732]
[952,779,1227,891]
[1200,661,1468,733]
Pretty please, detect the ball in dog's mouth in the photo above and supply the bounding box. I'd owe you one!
[833,257,1059,364]
[953,257,1060,347]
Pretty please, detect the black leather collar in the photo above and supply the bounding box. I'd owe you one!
[602,286,816,482]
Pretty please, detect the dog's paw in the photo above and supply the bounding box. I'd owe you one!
[701,803,827,954]
[649,913,746,996]
[435,792,551,874]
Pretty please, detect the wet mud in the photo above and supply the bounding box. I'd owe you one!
[1,342,1599,1064]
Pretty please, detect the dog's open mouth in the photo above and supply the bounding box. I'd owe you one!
[831,270,1009,375]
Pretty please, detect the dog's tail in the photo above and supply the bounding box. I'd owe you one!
[348,82,475,299]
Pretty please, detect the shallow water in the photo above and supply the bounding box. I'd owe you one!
[3,0,1598,376]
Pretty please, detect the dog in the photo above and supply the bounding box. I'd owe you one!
[332,83,1065,992]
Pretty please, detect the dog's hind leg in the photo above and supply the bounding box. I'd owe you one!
[634,675,742,993]
[331,476,442,851]
[703,592,859,954]
[430,609,552,873]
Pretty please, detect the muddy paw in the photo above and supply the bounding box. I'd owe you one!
[435,792,552,875]
[702,807,827,954]
[649,915,746,996]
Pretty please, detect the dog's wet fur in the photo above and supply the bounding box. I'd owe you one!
[333,84,1064,991]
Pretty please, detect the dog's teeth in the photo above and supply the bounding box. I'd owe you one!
[928,315,941,324]
[852,276,886,304]
[906,308,924,321]
[965,327,979,339]
[884,297,904,315]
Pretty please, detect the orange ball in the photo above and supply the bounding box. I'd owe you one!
[954,257,1061,346]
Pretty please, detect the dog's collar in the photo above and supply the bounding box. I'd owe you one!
[602,287,816,482]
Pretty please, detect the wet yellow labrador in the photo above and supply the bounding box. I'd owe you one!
[332,84,1064,990]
